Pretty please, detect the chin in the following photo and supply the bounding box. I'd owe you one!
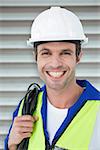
[46,81,68,91]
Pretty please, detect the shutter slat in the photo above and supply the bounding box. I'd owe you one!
[0,63,100,77]
[0,35,100,49]
[0,48,100,63]
[0,77,99,92]
[0,6,100,21]
[0,21,100,35]
[0,0,100,6]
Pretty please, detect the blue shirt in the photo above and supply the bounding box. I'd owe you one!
[4,80,100,149]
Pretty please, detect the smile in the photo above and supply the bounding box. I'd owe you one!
[46,71,66,78]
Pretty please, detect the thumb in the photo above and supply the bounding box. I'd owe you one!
[33,115,39,122]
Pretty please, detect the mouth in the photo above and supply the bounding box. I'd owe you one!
[46,71,66,79]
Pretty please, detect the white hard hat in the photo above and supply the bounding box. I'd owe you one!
[27,7,88,47]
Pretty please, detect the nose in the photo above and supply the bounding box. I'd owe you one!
[50,55,63,68]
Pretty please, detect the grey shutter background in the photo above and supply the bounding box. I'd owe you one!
[0,0,100,149]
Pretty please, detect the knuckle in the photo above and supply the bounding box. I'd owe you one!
[14,116,18,122]
[27,133,31,137]
[27,115,33,120]
[30,127,33,132]
[30,122,34,127]
[22,133,31,139]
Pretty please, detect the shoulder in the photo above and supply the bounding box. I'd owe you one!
[77,80,100,101]
[86,80,100,101]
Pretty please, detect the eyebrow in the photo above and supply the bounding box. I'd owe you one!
[38,48,50,53]
[61,49,74,53]
[38,48,74,53]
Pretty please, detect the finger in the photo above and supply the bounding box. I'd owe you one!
[14,115,34,122]
[33,115,39,122]
[16,126,33,133]
[21,132,32,139]
[15,121,34,128]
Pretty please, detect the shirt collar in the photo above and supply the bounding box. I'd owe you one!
[76,80,100,100]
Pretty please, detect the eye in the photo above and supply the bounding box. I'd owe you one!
[61,51,71,55]
[63,52,71,55]
[41,51,50,55]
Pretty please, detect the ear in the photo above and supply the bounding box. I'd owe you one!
[76,51,83,64]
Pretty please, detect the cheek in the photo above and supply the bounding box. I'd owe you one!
[64,57,76,69]
[37,58,46,73]
[37,55,50,68]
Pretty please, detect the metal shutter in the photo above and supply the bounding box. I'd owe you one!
[0,0,100,149]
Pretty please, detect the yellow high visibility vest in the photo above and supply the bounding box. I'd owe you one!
[18,91,100,150]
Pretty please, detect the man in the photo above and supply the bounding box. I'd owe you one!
[5,7,100,150]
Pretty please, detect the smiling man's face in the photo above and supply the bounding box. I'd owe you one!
[36,42,81,91]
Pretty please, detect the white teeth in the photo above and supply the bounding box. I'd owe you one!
[48,72,64,77]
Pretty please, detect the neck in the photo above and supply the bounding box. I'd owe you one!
[46,81,84,109]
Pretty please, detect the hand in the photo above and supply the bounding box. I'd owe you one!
[8,115,38,149]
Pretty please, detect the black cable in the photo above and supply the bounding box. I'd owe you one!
[17,83,40,150]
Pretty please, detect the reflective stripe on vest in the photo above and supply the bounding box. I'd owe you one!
[18,91,100,150]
